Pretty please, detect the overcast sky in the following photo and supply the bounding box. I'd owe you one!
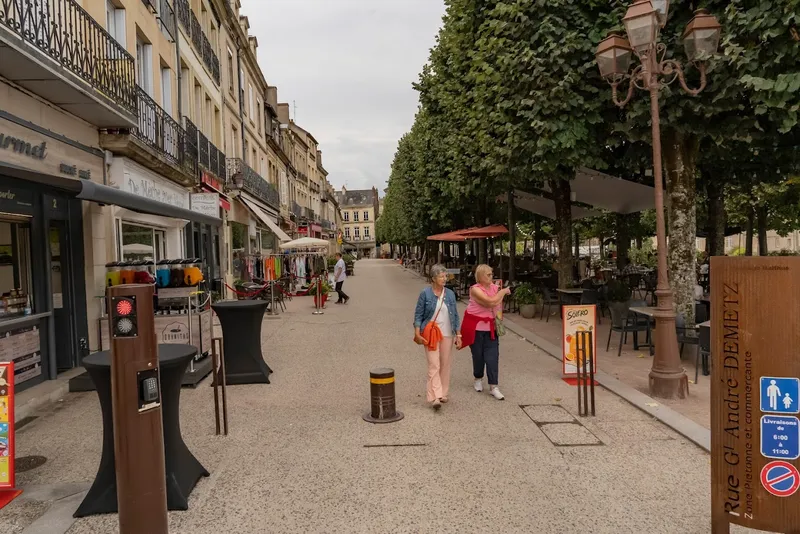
[244,0,446,194]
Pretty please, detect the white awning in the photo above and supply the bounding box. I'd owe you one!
[498,191,600,220]
[240,196,291,242]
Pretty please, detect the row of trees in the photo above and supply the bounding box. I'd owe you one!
[377,0,800,322]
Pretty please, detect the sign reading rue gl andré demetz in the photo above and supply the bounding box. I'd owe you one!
[711,257,800,533]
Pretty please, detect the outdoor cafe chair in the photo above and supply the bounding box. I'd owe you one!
[537,287,560,323]
[607,300,650,357]
[675,312,700,361]
[696,324,711,383]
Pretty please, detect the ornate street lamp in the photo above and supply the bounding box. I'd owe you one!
[595,3,721,399]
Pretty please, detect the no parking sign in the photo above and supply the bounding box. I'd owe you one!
[760,461,800,498]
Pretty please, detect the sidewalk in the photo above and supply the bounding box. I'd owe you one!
[0,261,753,533]
[508,307,711,429]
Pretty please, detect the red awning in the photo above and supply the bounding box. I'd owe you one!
[427,225,508,241]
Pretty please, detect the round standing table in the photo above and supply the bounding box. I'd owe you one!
[212,300,273,384]
[74,344,209,517]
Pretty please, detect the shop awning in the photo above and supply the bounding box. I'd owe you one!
[240,196,292,242]
[0,164,223,226]
[427,225,508,241]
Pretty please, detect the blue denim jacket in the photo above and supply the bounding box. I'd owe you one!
[414,286,460,334]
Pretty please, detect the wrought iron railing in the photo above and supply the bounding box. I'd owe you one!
[175,0,220,85]
[158,0,175,41]
[297,172,308,184]
[291,201,302,218]
[322,220,332,230]
[182,119,198,177]
[227,158,280,209]
[133,86,183,168]
[175,0,189,29]
[0,0,137,115]
[185,117,225,181]
[301,207,316,220]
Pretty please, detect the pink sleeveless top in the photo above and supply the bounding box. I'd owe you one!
[466,283,500,331]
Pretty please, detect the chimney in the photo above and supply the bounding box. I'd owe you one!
[277,103,290,124]
[266,86,278,109]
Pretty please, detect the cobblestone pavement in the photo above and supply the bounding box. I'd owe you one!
[0,260,767,533]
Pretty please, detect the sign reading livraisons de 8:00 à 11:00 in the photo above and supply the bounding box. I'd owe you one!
[710,258,800,534]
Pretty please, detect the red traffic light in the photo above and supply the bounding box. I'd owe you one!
[115,299,134,316]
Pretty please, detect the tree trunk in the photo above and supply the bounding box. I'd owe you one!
[533,215,542,264]
[551,178,573,288]
[663,129,699,324]
[508,189,516,283]
[615,213,630,270]
[757,206,768,256]
[745,206,754,256]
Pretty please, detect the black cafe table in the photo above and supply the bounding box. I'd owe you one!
[74,344,209,517]
[212,300,273,384]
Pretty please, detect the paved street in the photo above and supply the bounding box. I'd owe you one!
[1,260,748,533]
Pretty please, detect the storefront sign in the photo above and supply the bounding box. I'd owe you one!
[0,362,15,489]
[311,224,322,233]
[561,305,597,377]
[190,193,219,218]
[0,118,103,183]
[111,159,189,210]
[710,257,800,533]
[201,171,224,194]
[0,187,34,216]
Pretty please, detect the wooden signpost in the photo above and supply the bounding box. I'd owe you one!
[711,257,800,533]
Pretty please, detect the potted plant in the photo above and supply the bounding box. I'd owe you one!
[605,279,632,327]
[309,278,332,307]
[513,283,540,319]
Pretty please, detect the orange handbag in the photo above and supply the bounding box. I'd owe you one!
[420,291,445,351]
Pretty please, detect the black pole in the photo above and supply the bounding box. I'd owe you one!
[508,188,516,284]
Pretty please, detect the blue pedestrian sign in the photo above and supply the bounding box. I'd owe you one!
[760,377,800,414]
[761,415,800,460]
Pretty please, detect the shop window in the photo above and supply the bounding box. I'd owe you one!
[0,219,33,319]
[118,222,166,263]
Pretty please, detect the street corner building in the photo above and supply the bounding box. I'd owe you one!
[0,0,337,393]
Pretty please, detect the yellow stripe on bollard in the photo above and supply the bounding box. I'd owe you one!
[369,377,394,385]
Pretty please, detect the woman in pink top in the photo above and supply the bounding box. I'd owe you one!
[460,264,510,400]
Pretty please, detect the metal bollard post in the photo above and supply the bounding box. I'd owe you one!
[211,337,228,435]
[576,330,596,417]
[362,368,404,424]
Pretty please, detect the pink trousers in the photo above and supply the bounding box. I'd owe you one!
[426,337,453,402]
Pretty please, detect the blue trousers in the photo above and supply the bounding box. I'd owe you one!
[471,330,499,385]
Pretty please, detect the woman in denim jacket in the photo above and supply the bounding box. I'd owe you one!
[413,264,462,410]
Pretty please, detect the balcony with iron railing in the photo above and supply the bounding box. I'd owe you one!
[157,0,176,41]
[100,85,196,186]
[297,172,309,184]
[0,0,137,127]
[300,207,316,221]
[321,220,332,230]
[227,159,280,210]
[184,118,226,182]
[291,201,302,219]
[175,0,220,85]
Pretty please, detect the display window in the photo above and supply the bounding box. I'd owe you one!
[116,221,167,262]
[0,217,33,320]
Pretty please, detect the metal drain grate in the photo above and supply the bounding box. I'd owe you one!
[16,455,47,473]
[520,404,603,447]
[16,416,38,430]
[363,443,428,448]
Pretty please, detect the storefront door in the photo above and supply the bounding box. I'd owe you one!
[48,221,75,371]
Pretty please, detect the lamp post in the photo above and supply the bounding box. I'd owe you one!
[595,0,721,399]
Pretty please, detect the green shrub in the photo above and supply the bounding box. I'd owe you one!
[513,283,540,306]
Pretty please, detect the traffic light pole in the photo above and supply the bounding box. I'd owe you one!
[107,284,168,534]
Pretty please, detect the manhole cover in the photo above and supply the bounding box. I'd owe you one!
[522,404,576,424]
[540,423,603,446]
[16,455,47,473]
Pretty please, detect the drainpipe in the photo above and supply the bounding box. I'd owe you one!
[236,41,246,163]
[174,5,183,125]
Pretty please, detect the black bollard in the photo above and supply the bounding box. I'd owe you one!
[362,368,404,424]
[576,330,596,417]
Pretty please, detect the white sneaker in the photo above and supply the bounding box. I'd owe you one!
[489,387,505,400]
[474,379,483,392]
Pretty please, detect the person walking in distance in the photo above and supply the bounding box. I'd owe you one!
[413,264,461,410]
[459,264,511,400]
[333,253,350,304]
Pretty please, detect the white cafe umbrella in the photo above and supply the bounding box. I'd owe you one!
[279,237,329,251]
